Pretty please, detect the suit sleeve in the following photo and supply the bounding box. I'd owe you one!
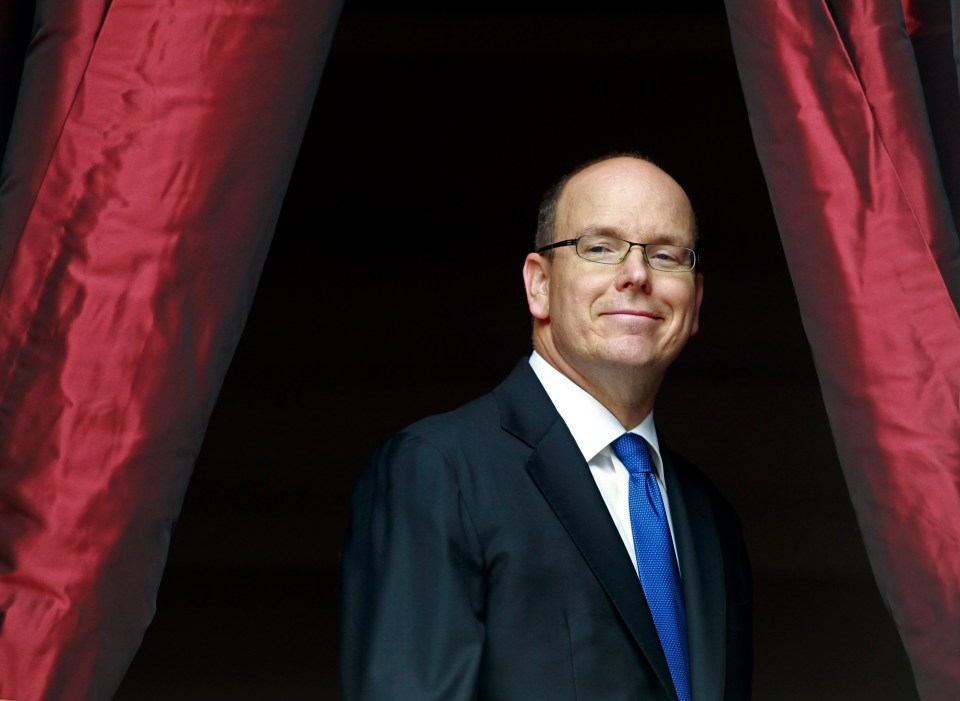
[340,432,486,701]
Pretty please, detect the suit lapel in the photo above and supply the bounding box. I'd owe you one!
[663,448,726,701]
[494,361,678,700]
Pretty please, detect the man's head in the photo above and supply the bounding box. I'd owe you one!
[522,155,703,423]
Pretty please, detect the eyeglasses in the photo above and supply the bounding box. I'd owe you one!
[536,233,698,272]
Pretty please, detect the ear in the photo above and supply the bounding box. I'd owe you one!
[690,271,704,335]
[523,253,551,321]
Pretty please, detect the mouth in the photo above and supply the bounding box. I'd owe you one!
[600,309,663,320]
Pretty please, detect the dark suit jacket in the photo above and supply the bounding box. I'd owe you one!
[341,359,752,701]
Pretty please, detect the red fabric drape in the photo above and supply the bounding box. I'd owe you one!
[725,0,960,698]
[0,1,342,699]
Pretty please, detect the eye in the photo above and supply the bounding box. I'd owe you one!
[582,236,620,254]
[648,247,683,264]
[576,234,629,263]
[646,245,693,270]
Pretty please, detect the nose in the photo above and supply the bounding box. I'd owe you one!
[615,246,652,290]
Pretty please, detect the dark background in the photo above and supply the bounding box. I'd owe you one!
[116,1,920,699]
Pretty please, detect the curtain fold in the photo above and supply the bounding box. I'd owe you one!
[724,0,960,698]
[0,1,343,699]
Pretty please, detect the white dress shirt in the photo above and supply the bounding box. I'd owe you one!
[528,352,680,576]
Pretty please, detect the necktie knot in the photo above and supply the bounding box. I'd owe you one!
[612,432,653,476]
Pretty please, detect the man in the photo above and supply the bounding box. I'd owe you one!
[340,155,752,701]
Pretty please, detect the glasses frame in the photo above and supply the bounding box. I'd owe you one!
[536,234,699,272]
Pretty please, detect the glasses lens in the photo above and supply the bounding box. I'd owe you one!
[575,234,696,271]
[576,234,627,264]
[645,245,695,272]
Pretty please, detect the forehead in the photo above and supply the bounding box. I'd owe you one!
[556,159,695,244]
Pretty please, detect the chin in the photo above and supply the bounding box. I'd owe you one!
[594,351,662,373]
[596,340,662,366]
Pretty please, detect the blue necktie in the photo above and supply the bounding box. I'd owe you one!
[612,433,691,701]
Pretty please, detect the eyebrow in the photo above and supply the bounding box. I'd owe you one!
[577,226,690,246]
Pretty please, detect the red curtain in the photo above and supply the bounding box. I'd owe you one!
[725,0,960,698]
[0,1,342,699]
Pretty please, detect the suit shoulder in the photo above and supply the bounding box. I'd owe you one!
[392,391,502,451]
[362,391,502,475]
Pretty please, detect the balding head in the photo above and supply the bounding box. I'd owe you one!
[535,154,697,252]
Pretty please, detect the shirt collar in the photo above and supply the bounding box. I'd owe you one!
[528,351,664,474]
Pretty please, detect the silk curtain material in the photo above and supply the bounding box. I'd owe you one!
[724,0,960,698]
[0,1,343,699]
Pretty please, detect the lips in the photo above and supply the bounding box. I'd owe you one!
[599,309,663,320]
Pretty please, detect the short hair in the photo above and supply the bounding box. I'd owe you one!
[534,152,698,252]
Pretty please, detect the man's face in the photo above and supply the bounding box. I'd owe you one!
[525,158,703,388]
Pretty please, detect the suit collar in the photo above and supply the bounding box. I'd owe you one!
[492,358,559,448]
[528,351,667,483]
[493,359,680,700]
[494,360,729,701]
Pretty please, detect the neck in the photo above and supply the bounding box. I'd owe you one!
[533,340,663,430]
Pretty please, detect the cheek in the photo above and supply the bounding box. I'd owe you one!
[565,291,603,336]
[668,291,700,335]
[550,288,597,344]
[663,278,698,309]
[567,277,606,309]
[550,271,611,333]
